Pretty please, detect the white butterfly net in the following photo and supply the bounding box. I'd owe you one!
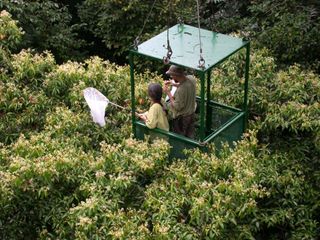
[83,87,110,127]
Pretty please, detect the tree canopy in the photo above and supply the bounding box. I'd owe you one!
[0,2,319,239]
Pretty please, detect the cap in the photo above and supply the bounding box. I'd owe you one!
[166,65,185,76]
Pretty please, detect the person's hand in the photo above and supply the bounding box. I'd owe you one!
[164,79,177,86]
[164,80,171,86]
[138,113,147,121]
[163,83,170,94]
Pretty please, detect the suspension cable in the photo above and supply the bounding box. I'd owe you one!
[163,0,173,64]
[133,0,158,50]
[210,0,215,32]
[196,0,205,68]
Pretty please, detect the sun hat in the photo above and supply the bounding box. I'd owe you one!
[165,65,185,76]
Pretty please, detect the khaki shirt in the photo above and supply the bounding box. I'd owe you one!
[171,75,196,119]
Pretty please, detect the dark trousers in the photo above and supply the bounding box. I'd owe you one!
[172,113,195,138]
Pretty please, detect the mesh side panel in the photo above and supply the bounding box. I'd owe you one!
[202,103,244,153]
[210,115,244,150]
[210,105,237,131]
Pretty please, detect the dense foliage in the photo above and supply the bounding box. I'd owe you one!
[1,11,320,239]
[1,0,87,62]
[2,0,319,71]
[1,0,195,63]
[201,0,320,71]
[247,0,320,69]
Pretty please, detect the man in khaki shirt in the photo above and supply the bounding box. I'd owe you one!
[163,65,196,138]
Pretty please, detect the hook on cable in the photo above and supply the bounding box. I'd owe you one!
[198,48,205,69]
[198,56,205,69]
[132,37,139,50]
[163,56,170,65]
[163,42,172,65]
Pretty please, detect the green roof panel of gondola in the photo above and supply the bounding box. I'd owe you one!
[130,24,249,72]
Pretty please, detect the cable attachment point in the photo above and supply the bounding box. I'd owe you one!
[163,56,170,65]
[163,42,172,65]
[198,56,205,69]
[178,19,184,33]
[198,49,205,68]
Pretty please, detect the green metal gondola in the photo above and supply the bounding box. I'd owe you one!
[129,23,250,158]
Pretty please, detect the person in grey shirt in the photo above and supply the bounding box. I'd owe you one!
[163,65,196,138]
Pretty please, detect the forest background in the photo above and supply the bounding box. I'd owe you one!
[0,0,319,239]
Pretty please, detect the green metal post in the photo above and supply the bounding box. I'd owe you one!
[243,42,250,130]
[206,69,212,134]
[129,52,136,137]
[199,71,205,141]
